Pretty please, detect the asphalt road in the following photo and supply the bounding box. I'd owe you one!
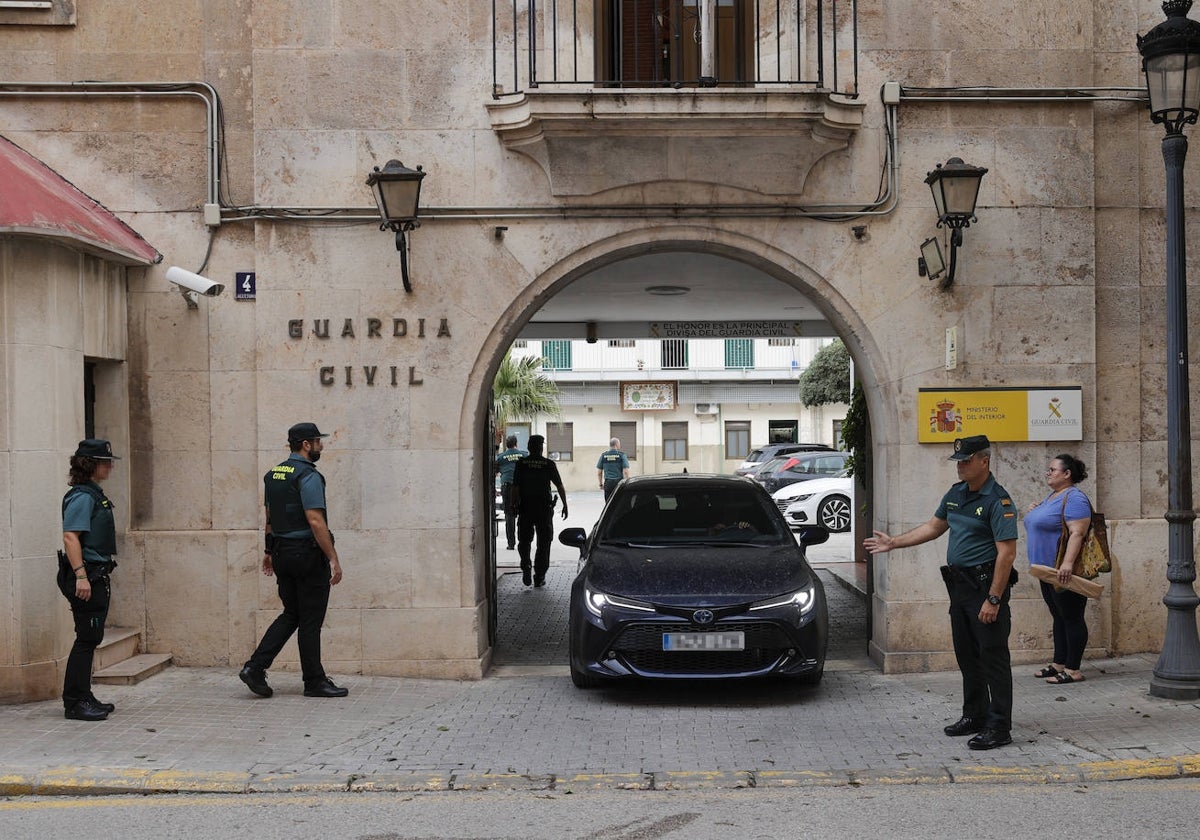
[4,779,1198,839]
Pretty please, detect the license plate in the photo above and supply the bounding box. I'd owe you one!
[662,632,745,651]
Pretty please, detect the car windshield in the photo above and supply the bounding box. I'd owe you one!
[598,485,789,545]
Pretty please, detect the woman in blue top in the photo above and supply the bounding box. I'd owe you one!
[1023,454,1093,685]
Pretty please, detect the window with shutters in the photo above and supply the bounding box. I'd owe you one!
[547,423,574,461]
[724,338,754,369]
[725,421,751,460]
[663,421,689,460]
[610,421,638,461]
[542,340,572,370]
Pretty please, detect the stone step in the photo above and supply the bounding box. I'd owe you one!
[93,652,174,685]
[94,626,141,671]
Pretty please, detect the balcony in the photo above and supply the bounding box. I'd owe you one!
[488,1,863,197]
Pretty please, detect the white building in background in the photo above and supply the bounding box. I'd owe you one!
[506,337,847,491]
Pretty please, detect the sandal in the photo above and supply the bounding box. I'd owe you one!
[1046,671,1084,684]
[1033,666,1060,679]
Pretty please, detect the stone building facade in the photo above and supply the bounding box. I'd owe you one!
[1,1,1196,700]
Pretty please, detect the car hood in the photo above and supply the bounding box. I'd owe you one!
[585,543,812,606]
[772,476,852,502]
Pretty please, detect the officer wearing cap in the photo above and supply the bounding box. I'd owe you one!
[511,434,569,587]
[60,439,122,721]
[240,422,348,699]
[864,435,1019,751]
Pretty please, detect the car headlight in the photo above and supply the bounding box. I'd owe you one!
[795,493,815,502]
[750,583,817,615]
[583,585,654,617]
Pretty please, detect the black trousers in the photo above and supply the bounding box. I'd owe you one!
[603,479,620,501]
[63,575,110,706]
[947,573,1013,732]
[1039,580,1089,670]
[517,508,553,580]
[501,482,517,547]
[247,540,331,685]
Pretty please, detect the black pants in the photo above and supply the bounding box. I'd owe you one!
[603,479,620,501]
[1039,580,1089,670]
[247,540,331,685]
[947,573,1013,732]
[63,575,110,707]
[501,482,517,547]
[517,508,553,581]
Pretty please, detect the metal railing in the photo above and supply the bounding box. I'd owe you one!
[492,0,858,97]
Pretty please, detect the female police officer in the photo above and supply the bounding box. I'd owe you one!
[60,439,121,721]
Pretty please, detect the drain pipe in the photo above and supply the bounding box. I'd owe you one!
[0,81,222,214]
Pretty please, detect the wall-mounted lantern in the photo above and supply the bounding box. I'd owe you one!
[922,156,987,289]
[366,159,426,293]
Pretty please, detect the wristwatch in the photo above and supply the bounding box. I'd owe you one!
[986,593,1001,606]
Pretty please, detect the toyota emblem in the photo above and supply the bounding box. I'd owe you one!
[692,609,715,625]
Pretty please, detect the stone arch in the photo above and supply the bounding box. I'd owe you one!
[460,223,897,662]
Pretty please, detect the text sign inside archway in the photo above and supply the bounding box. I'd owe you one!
[649,321,806,339]
[918,387,1082,442]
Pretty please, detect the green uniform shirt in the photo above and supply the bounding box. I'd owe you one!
[495,447,527,484]
[934,474,1018,567]
[597,449,629,481]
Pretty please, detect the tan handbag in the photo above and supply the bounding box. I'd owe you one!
[1054,492,1114,581]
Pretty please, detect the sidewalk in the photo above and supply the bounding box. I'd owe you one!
[1,652,1196,796]
[3,492,1198,796]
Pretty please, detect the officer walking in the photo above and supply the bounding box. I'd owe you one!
[511,434,569,587]
[494,434,527,551]
[596,437,630,501]
[863,435,1018,750]
[240,422,348,699]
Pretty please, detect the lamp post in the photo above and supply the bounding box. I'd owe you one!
[923,157,988,289]
[1139,0,1200,700]
[366,159,426,293]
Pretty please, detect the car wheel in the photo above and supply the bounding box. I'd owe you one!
[570,658,599,689]
[817,494,851,532]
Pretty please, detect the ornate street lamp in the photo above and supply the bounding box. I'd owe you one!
[366,159,426,293]
[1139,0,1200,700]
[923,157,988,289]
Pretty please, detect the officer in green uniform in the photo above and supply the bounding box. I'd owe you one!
[240,422,348,699]
[864,435,1018,750]
[596,437,630,501]
[60,439,122,721]
[494,435,527,550]
[511,435,569,587]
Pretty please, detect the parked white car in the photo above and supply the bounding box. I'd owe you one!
[772,469,853,533]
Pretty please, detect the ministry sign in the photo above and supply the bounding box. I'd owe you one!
[918,387,1083,443]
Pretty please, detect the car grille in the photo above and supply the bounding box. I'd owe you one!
[612,622,795,676]
[775,500,791,514]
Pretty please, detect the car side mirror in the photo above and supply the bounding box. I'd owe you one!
[797,525,830,547]
[558,527,588,549]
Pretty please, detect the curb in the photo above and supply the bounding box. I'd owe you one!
[3,755,1199,797]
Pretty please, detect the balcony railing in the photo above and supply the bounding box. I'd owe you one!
[492,0,858,97]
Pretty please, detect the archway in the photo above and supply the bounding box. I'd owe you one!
[463,227,888,676]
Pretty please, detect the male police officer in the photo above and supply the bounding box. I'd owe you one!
[494,434,527,550]
[863,435,1018,750]
[511,435,569,587]
[240,422,348,698]
[596,437,630,501]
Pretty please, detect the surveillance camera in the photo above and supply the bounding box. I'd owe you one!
[166,266,224,297]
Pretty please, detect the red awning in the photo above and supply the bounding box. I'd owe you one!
[0,134,161,266]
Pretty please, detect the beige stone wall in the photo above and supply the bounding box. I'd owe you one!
[0,1,1196,694]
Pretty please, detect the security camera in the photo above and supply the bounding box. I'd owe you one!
[166,266,224,297]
